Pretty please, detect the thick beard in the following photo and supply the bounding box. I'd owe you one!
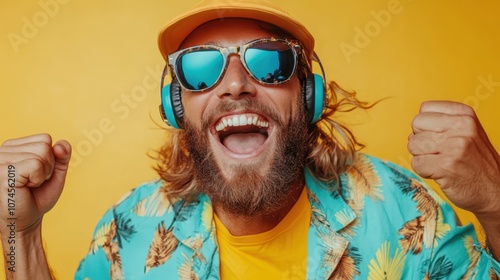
[184,97,309,217]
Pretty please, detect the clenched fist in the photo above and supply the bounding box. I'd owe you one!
[0,134,71,233]
[408,100,500,218]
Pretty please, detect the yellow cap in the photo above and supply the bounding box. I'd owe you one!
[158,0,315,62]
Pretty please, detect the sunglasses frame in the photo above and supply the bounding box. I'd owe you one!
[165,37,303,92]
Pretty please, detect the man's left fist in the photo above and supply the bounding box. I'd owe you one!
[408,100,500,217]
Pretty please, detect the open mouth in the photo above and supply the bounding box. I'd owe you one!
[214,113,270,156]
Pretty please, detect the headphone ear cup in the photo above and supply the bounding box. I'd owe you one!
[160,78,184,129]
[302,73,325,124]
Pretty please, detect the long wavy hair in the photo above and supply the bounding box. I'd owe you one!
[153,22,375,201]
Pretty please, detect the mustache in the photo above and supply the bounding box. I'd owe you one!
[201,99,283,131]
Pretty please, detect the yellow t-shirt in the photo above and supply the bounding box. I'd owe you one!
[214,188,311,280]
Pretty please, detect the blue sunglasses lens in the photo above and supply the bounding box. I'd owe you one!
[177,50,224,91]
[245,42,296,84]
[175,40,297,91]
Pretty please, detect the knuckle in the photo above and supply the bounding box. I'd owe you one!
[407,142,415,154]
[460,103,475,116]
[1,138,14,147]
[448,115,461,130]
[410,156,426,177]
[38,141,53,157]
[460,115,477,130]
[28,158,50,184]
[411,155,422,167]
[410,156,418,169]
[410,115,420,128]
[420,136,437,152]
[450,115,477,137]
[411,118,423,133]
[38,133,53,144]
[420,101,431,111]
[26,142,54,163]
[463,116,478,138]
[407,132,414,141]
[440,156,458,172]
[30,157,46,171]
[452,137,472,155]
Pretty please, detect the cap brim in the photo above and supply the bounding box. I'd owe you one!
[158,4,314,61]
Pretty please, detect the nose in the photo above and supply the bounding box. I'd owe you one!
[216,55,257,99]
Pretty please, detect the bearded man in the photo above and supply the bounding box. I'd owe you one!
[1,0,500,279]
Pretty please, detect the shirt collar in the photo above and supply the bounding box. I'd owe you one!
[304,167,357,232]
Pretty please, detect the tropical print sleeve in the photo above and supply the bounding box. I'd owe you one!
[306,154,500,279]
[74,180,220,280]
[382,159,500,279]
[74,207,116,280]
[73,190,142,280]
[420,190,500,279]
[74,180,174,280]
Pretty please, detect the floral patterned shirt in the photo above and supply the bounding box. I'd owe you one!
[75,154,500,279]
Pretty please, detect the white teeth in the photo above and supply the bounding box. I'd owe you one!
[232,116,239,126]
[239,115,247,126]
[215,114,269,131]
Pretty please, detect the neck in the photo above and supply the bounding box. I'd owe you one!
[213,182,304,236]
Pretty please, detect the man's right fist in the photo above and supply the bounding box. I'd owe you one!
[0,134,71,233]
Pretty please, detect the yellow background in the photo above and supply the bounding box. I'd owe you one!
[1,0,499,278]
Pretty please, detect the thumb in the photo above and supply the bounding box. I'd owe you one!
[53,140,72,169]
[49,140,72,185]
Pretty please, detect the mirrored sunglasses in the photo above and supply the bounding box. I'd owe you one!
[167,37,302,92]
